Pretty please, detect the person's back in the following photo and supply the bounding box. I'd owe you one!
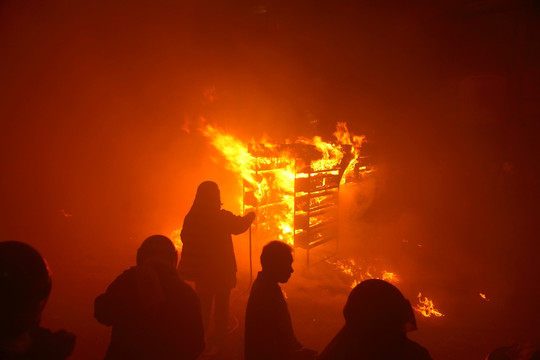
[178,181,255,353]
[0,241,75,360]
[318,279,432,360]
[94,235,204,360]
[245,241,316,360]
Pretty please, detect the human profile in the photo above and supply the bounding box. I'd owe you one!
[244,240,317,360]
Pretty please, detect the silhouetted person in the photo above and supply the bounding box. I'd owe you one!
[245,241,317,360]
[94,235,204,360]
[318,279,432,360]
[487,343,540,360]
[0,241,75,360]
[178,181,255,348]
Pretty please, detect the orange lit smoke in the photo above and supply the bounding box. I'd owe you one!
[201,122,365,245]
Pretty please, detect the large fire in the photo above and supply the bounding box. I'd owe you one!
[200,121,443,318]
[202,122,366,245]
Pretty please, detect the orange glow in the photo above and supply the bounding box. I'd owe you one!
[327,258,399,289]
[479,293,490,301]
[201,122,367,245]
[415,293,444,317]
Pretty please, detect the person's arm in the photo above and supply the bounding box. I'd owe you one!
[94,271,134,326]
[225,211,256,235]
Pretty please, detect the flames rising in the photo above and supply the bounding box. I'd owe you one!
[326,258,400,289]
[415,292,444,317]
[327,258,444,318]
[201,122,366,245]
[198,120,443,319]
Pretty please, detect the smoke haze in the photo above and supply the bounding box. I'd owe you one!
[1,1,539,359]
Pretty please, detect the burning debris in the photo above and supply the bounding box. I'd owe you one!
[326,258,444,318]
[202,122,445,319]
[415,293,444,318]
[202,122,372,257]
[325,258,400,289]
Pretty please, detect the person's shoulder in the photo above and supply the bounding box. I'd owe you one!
[114,266,137,282]
[104,267,137,292]
[172,276,199,300]
[28,327,76,360]
[248,274,278,301]
[404,338,433,360]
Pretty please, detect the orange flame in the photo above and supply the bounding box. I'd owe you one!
[170,229,182,250]
[201,122,366,245]
[327,258,399,289]
[415,293,444,317]
[479,293,490,301]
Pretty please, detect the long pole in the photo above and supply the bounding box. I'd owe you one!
[248,225,253,287]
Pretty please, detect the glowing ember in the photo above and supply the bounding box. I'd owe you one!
[479,293,490,301]
[415,293,444,317]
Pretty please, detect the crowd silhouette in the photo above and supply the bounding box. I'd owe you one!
[1,181,535,359]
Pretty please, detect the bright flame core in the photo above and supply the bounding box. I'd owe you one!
[415,293,444,317]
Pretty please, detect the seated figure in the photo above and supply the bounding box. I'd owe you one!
[0,241,75,360]
[94,235,204,360]
[318,279,432,360]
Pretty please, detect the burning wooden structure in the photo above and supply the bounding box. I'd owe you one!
[242,139,373,263]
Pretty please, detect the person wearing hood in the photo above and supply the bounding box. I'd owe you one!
[178,181,255,349]
[94,235,204,360]
[0,241,75,360]
[318,279,432,360]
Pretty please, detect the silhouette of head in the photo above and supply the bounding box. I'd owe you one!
[193,181,221,211]
[0,241,52,339]
[343,279,416,334]
[260,241,294,283]
[136,235,178,268]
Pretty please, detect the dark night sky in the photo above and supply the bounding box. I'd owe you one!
[1,1,539,359]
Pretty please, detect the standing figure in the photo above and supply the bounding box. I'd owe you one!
[245,241,317,360]
[0,241,75,360]
[94,235,204,360]
[318,279,432,360]
[178,181,255,348]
